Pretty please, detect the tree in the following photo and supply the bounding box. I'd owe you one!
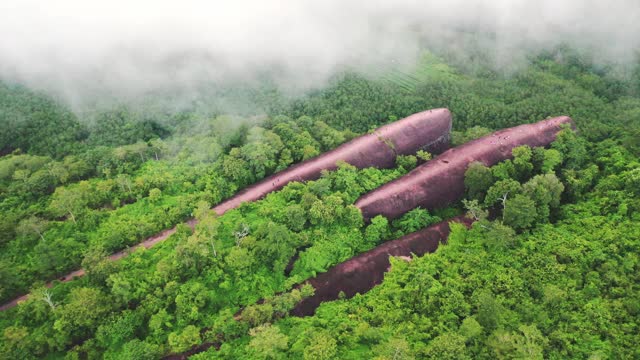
[115,174,133,194]
[0,260,19,301]
[463,199,488,221]
[175,281,210,325]
[484,179,521,208]
[372,337,414,360]
[392,207,441,234]
[2,325,31,358]
[481,221,517,249]
[11,168,30,183]
[114,339,162,360]
[248,324,289,360]
[53,287,113,343]
[512,145,534,181]
[459,317,483,341]
[396,155,417,171]
[416,150,432,162]
[491,160,517,181]
[532,147,563,173]
[16,216,48,242]
[503,194,537,230]
[474,290,505,331]
[48,186,87,224]
[488,325,547,360]
[148,188,162,203]
[523,174,564,208]
[221,148,253,187]
[522,173,564,222]
[95,310,143,349]
[148,309,174,341]
[464,162,494,201]
[551,127,587,169]
[365,215,390,245]
[254,222,294,271]
[149,138,168,161]
[284,204,307,232]
[233,222,250,246]
[168,325,201,353]
[242,303,275,328]
[303,332,338,360]
[423,333,469,360]
[82,246,116,286]
[45,162,70,184]
[193,201,220,257]
[29,286,57,310]
[514,325,547,359]
[309,195,343,225]
[276,148,294,171]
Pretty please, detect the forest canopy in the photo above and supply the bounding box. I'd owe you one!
[0,47,639,359]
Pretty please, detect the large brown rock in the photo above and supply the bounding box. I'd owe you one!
[291,216,472,317]
[213,108,452,215]
[355,116,574,221]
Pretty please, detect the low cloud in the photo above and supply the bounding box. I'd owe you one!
[1,0,638,110]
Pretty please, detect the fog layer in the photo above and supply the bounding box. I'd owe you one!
[1,0,638,108]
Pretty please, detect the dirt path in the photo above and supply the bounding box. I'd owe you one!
[0,219,198,311]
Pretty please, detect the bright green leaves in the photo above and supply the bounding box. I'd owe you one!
[464,162,494,202]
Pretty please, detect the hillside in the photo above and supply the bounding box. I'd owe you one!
[0,50,639,359]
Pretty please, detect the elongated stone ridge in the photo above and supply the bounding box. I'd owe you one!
[291,216,473,316]
[355,116,574,221]
[213,108,452,215]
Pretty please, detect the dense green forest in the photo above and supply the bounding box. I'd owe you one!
[0,48,639,359]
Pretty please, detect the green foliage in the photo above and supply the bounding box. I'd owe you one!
[423,333,469,360]
[416,150,432,162]
[395,155,417,171]
[0,83,86,158]
[533,147,563,173]
[2,47,640,360]
[107,339,161,360]
[452,126,492,146]
[391,207,441,236]
[53,287,114,345]
[503,194,537,230]
[484,179,521,208]
[364,215,390,245]
[248,324,289,360]
[302,331,337,360]
[464,162,494,201]
[512,146,534,181]
[168,325,201,353]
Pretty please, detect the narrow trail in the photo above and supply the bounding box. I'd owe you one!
[0,219,198,311]
[290,215,473,316]
[0,109,452,312]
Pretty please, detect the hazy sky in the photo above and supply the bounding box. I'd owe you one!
[1,0,639,108]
